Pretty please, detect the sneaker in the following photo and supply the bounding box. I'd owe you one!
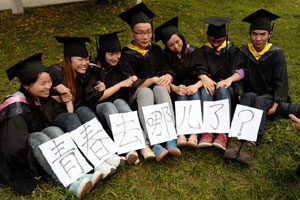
[68,178,92,199]
[198,133,213,148]
[94,162,116,179]
[79,171,103,188]
[126,150,138,164]
[177,135,187,147]
[105,154,126,168]
[224,137,242,159]
[140,147,155,160]
[166,139,181,157]
[152,144,168,162]
[187,134,198,148]
[237,141,256,165]
[212,133,228,151]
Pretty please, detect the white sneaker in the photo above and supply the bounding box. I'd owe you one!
[140,147,155,160]
[105,154,126,168]
[94,162,116,179]
[126,150,138,164]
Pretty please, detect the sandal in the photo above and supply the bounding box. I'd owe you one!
[187,134,198,148]
[177,135,187,147]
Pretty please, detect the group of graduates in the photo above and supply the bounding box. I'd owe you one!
[0,2,291,198]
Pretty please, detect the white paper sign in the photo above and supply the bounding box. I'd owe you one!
[142,103,178,145]
[175,100,203,135]
[202,99,230,133]
[229,104,263,142]
[69,118,118,167]
[39,133,92,187]
[109,111,146,154]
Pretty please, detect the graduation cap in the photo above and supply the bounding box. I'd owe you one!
[118,2,155,27]
[96,31,125,53]
[242,9,279,31]
[155,17,179,43]
[55,36,91,58]
[6,53,47,82]
[200,16,234,38]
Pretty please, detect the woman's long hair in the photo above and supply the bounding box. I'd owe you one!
[164,32,189,65]
[95,50,112,80]
[62,57,77,100]
[19,72,55,129]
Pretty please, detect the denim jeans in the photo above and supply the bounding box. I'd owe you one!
[176,91,201,101]
[28,126,64,185]
[53,106,96,132]
[130,85,175,146]
[200,86,233,115]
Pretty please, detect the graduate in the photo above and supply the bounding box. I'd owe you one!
[197,17,241,151]
[155,17,205,148]
[223,9,289,164]
[92,31,151,164]
[119,2,181,161]
[0,54,102,198]
[48,36,126,177]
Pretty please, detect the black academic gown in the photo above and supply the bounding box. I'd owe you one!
[120,42,175,90]
[199,43,240,82]
[48,64,104,111]
[0,95,66,195]
[237,44,289,103]
[165,45,205,86]
[93,63,129,103]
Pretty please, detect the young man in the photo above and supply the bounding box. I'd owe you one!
[119,3,181,161]
[198,17,241,151]
[223,9,289,165]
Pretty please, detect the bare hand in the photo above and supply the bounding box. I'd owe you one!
[186,84,198,96]
[94,81,106,92]
[175,84,188,96]
[120,78,133,87]
[129,75,138,82]
[267,107,276,115]
[201,75,216,96]
[157,74,172,86]
[216,78,232,89]
[53,84,70,95]
[60,93,73,103]
[289,114,300,130]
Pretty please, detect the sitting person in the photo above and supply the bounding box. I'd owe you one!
[155,16,204,148]
[223,9,289,165]
[91,31,154,163]
[48,36,125,177]
[119,2,181,161]
[0,53,101,198]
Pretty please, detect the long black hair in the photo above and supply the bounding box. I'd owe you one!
[19,72,56,129]
[164,32,188,65]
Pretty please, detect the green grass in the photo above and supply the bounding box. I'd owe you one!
[1,0,300,199]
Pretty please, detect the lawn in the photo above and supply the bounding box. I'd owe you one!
[1,0,300,199]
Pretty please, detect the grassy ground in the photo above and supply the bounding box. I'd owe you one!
[1,0,300,199]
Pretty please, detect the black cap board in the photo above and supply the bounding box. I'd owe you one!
[6,53,48,82]
[55,36,91,58]
[242,9,279,31]
[200,16,234,38]
[96,31,124,53]
[155,17,179,43]
[118,2,155,27]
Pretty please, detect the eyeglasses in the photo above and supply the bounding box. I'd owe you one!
[132,29,152,37]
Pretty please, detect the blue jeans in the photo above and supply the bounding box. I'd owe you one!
[28,126,64,185]
[53,106,96,132]
[200,86,233,114]
[176,91,201,101]
[96,99,132,129]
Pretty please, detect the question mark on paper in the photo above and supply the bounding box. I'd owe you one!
[237,109,254,136]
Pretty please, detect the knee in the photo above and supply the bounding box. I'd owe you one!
[241,92,256,100]
[28,132,50,148]
[136,87,154,100]
[42,126,64,138]
[153,85,168,95]
[76,106,92,115]
[96,102,114,113]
